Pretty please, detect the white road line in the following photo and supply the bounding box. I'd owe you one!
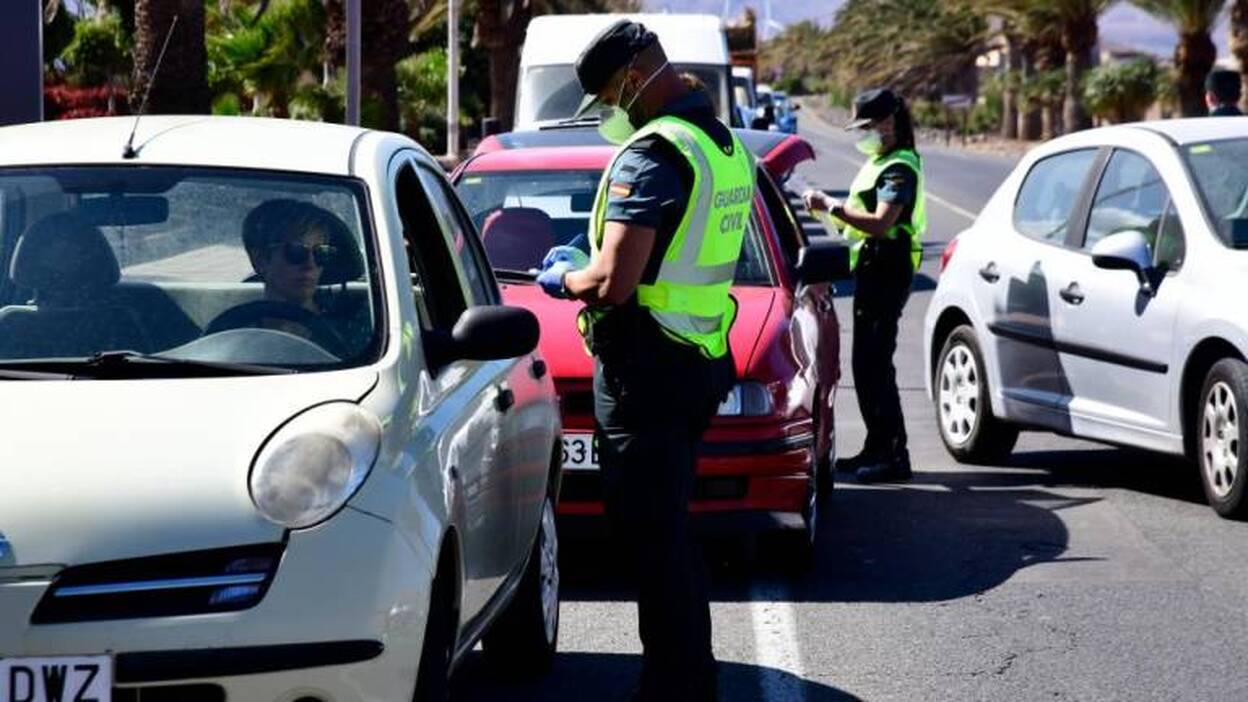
[750,582,807,702]
[816,148,979,222]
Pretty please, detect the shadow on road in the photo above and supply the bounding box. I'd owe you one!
[451,652,861,702]
[557,465,1099,604]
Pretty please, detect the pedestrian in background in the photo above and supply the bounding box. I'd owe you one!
[1206,69,1243,116]
[533,19,751,701]
[803,87,925,484]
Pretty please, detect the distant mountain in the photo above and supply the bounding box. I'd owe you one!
[640,0,1234,62]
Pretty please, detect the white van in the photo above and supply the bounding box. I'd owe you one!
[515,13,737,130]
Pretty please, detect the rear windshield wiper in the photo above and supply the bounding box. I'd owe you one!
[0,351,295,379]
[495,268,538,282]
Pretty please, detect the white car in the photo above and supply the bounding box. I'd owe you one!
[925,118,1248,518]
[0,116,563,701]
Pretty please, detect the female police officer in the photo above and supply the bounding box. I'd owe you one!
[534,20,750,701]
[804,87,925,484]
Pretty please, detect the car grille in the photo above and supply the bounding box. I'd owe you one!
[562,473,748,503]
[31,543,284,624]
[114,684,224,702]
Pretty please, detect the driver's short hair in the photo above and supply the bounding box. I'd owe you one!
[242,199,348,262]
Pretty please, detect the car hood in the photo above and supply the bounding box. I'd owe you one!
[501,283,777,379]
[0,369,377,568]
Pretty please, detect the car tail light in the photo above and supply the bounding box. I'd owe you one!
[940,236,960,274]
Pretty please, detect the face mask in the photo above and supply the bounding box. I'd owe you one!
[597,61,669,145]
[855,131,883,156]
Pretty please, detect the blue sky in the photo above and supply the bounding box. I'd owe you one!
[643,0,1235,60]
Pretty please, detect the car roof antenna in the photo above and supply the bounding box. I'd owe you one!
[122,15,179,160]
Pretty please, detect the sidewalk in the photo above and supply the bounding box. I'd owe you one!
[798,98,1034,162]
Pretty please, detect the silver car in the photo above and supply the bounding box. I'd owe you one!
[925,118,1248,519]
[0,116,562,701]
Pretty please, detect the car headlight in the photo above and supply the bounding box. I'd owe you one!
[249,402,382,529]
[717,382,776,417]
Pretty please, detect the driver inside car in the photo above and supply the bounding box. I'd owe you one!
[206,199,364,358]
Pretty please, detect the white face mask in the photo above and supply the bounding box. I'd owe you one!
[597,61,670,145]
[855,131,884,156]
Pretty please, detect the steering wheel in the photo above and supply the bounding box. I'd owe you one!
[205,300,348,358]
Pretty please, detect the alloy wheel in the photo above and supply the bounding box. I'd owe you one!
[1202,381,1240,500]
[939,343,981,446]
[538,497,560,644]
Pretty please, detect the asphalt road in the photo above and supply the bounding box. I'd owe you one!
[451,109,1248,701]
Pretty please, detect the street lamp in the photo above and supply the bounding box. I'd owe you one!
[447,0,460,158]
[346,0,361,126]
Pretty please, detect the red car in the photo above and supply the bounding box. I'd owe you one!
[453,128,846,552]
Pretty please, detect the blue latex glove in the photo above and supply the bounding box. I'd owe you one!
[539,244,590,272]
[537,260,574,299]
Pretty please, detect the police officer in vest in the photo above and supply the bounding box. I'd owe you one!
[534,20,752,701]
[804,88,925,484]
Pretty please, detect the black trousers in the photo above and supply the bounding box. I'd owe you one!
[852,241,913,460]
[593,342,730,700]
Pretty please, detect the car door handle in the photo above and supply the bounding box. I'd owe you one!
[530,359,547,380]
[495,387,515,413]
[1060,282,1085,305]
[978,262,1000,283]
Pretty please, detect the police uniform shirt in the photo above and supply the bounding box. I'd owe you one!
[592,88,738,365]
[857,160,917,226]
[602,89,735,285]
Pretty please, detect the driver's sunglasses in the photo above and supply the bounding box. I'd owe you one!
[272,241,336,266]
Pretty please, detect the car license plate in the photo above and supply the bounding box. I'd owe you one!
[562,433,598,471]
[0,656,111,702]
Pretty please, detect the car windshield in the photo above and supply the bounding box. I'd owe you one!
[0,166,383,375]
[516,64,729,126]
[1184,138,1248,245]
[455,169,772,286]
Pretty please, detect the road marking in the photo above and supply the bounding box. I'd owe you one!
[750,581,807,702]
[817,148,980,222]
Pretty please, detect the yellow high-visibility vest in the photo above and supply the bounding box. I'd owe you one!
[579,115,755,360]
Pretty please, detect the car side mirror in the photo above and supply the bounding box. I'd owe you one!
[435,305,539,364]
[795,240,852,286]
[1091,230,1155,293]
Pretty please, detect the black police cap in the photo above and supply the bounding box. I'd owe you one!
[846,88,901,130]
[573,20,658,117]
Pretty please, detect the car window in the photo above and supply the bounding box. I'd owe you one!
[1013,149,1099,245]
[0,166,382,371]
[1084,150,1169,252]
[1184,138,1248,244]
[1154,202,1186,271]
[456,168,775,286]
[396,161,467,333]
[417,166,496,306]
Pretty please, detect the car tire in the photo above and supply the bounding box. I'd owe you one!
[412,558,457,702]
[935,326,1019,464]
[482,494,560,674]
[1197,359,1248,519]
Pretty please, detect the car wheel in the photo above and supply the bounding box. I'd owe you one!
[1197,359,1248,519]
[482,494,560,673]
[771,433,823,572]
[935,326,1019,464]
[412,560,457,702]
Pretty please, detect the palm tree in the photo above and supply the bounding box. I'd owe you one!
[1134,0,1227,116]
[132,0,210,114]
[975,0,1108,133]
[1234,0,1248,110]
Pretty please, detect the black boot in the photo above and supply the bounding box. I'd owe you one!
[855,453,912,484]
[834,449,878,474]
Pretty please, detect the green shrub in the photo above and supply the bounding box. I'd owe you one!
[60,12,130,87]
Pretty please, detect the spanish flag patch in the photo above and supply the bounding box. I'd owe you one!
[609,182,632,198]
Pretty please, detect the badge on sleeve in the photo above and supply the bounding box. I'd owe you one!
[609,182,632,198]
